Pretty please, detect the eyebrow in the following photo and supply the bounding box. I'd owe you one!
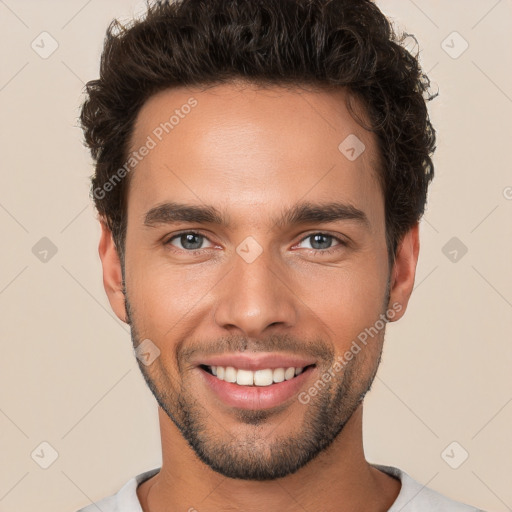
[143,200,370,230]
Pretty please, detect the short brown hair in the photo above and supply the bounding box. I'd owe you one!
[80,0,437,266]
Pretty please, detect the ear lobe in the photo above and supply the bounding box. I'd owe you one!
[387,223,420,322]
[98,219,129,323]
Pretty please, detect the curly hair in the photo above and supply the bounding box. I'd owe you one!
[80,0,437,267]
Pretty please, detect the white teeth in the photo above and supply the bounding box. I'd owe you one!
[273,367,285,383]
[236,369,254,386]
[284,367,296,380]
[224,366,237,383]
[254,369,273,386]
[208,365,307,386]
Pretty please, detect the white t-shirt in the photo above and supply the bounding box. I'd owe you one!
[76,463,485,511]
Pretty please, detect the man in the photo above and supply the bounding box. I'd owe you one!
[76,0,484,510]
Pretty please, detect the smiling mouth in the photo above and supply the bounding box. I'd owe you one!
[200,364,316,387]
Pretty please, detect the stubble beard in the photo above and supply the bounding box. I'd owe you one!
[123,280,390,481]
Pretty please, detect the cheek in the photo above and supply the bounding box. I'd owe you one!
[297,260,387,346]
[126,253,218,332]
[125,233,389,346]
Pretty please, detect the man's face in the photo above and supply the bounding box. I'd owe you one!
[118,83,396,480]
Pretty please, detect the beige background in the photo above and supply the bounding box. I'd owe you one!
[0,1,511,511]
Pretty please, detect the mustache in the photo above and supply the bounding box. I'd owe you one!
[178,333,334,364]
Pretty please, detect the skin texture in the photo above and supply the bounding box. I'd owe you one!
[98,82,419,511]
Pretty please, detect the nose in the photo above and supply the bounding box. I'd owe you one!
[213,246,298,338]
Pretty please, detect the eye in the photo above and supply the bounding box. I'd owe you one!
[295,233,346,254]
[165,231,215,251]
[163,231,347,257]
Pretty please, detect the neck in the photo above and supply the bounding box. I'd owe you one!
[137,405,401,512]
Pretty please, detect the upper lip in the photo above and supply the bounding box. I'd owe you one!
[194,353,316,371]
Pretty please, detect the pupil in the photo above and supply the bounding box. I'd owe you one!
[312,234,330,250]
[182,233,202,250]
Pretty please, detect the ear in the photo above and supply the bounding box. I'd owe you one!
[387,222,420,322]
[98,219,129,324]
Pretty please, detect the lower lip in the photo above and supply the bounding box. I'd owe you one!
[198,365,316,410]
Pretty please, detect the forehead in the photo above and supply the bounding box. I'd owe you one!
[126,82,383,228]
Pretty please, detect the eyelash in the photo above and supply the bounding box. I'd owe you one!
[164,231,347,256]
